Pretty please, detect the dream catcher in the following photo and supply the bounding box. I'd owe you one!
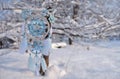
[20,9,51,75]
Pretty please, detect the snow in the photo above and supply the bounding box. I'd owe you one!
[0,41,120,79]
[52,42,67,49]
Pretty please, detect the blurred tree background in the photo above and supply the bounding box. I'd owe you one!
[0,0,120,48]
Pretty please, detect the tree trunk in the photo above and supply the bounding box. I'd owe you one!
[68,38,72,45]
[72,4,79,21]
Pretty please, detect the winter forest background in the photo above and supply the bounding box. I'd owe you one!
[0,0,120,48]
[0,0,120,79]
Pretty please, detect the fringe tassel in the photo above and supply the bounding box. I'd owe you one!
[40,55,47,72]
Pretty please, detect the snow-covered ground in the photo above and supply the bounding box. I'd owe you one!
[0,41,120,79]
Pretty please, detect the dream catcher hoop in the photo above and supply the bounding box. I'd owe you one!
[27,18,50,40]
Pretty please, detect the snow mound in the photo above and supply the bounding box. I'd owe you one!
[52,42,67,49]
[44,65,66,79]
